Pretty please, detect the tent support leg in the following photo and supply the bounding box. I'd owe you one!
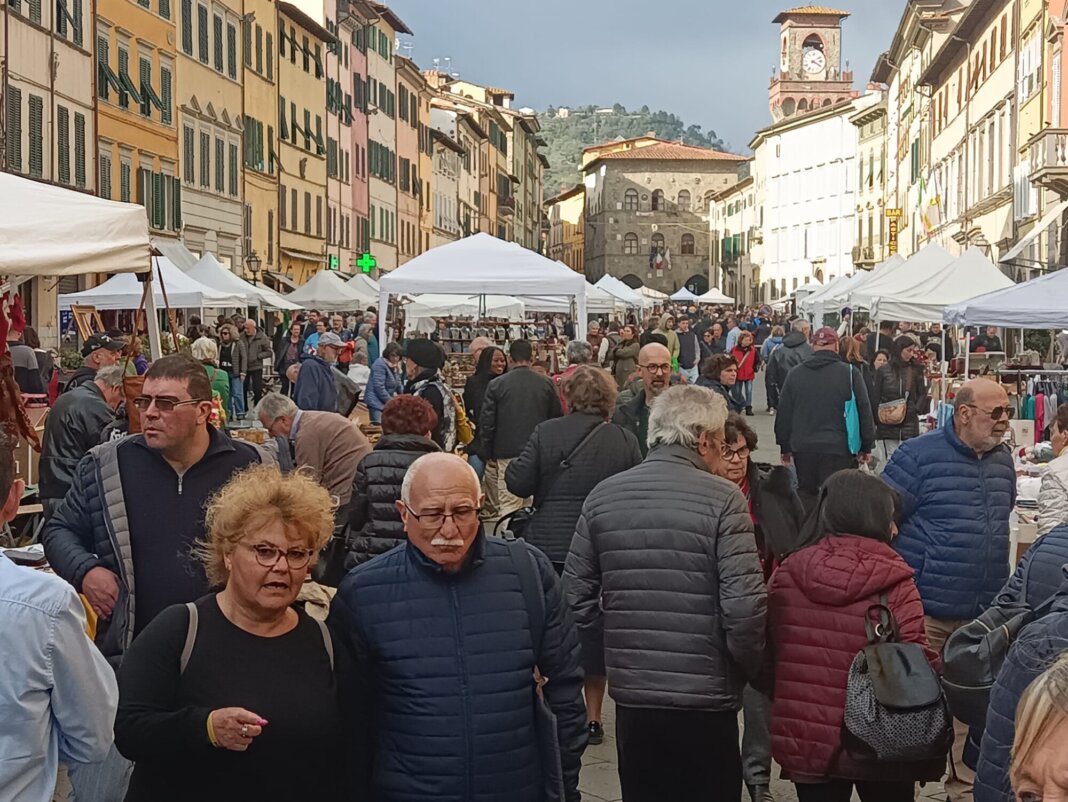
[575,293,588,343]
[145,271,163,360]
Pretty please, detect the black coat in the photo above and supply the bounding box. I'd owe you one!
[748,461,806,567]
[478,366,563,460]
[766,331,812,391]
[873,362,928,441]
[462,369,498,459]
[696,376,741,411]
[505,413,641,564]
[345,433,440,566]
[39,382,116,499]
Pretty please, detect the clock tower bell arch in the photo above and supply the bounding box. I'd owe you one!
[769,7,856,122]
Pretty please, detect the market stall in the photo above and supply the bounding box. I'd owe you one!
[850,244,956,310]
[944,265,1068,329]
[59,256,247,311]
[594,275,645,308]
[638,285,669,305]
[186,254,301,310]
[670,287,699,302]
[284,268,373,311]
[405,294,525,335]
[345,272,382,308]
[695,287,734,305]
[519,280,622,317]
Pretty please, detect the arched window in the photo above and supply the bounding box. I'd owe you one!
[782,98,796,117]
[651,189,665,211]
[651,233,665,253]
[623,232,639,255]
[623,188,639,210]
[681,234,695,255]
[677,189,691,212]
[797,99,809,113]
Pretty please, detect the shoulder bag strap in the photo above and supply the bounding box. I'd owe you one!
[537,421,609,504]
[314,617,335,671]
[180,601,199,674]
[506,538,545,661]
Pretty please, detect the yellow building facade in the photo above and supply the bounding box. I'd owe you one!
[395,56,422,265]
[545,183,585,272]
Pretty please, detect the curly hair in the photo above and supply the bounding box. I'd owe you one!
[196,465,335,586]
[381,394,438,436]
[562,365,617,419]
[701,352,739,380]
[723,412,758,451]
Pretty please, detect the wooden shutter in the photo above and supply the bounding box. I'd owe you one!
[280,184,286,229]
[200,131,210,186]
[229,142,238,195]
[227,23,237,79]
[74,113,85,187]
[27,94,42,178]
[266,33,273,79]
[278,97,287,141]
[316,197,322,237]
[291,188,297,229]
[158,0,169,21]
[215,137,224,192]
[242,16,251,66]
[198,4,208,63]
[99,153,112,199]
[121,162,131,202]
[97,35,109,100]
[213,14,223,72]
[172,178,182,230]
[267,125,274,173]
[267,209,273,263]
[184,126,195,182]
[304,191,310,233]
[56,106,70,183]
[139,57,152,117]
[28,0,40,24]
[160,66,172,124]
[255,24,262,73]
[303,109,310,150]
[182,0,193,53]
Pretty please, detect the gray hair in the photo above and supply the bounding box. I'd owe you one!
[94,365,125,388]
[953,384,976,413]
[400,452,480,505]
[566,339,594,366]
[254,392,298,422]
[647,384,728,451]
[791,318,812,333]
[191,336,218,364]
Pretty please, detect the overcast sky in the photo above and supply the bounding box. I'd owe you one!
[385,0,906,153]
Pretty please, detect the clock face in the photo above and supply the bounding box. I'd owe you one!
[803,48,827,75]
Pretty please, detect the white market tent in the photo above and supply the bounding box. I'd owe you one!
[810,255,906,312]
[405,294,525,334]
[0,172,150,276]
[377,233,588,342]
[346,273,381,307]
[944,267,1066,328]
[595,275,645,308]
[638,285,668,303]
[851,244,956,311]
[869,247,1014,323]
[520,281,621,316]
[670,287,699,302]
[696,287,734,305]
[284,268,372,311]
[59,256,247,311]
[186,253,300,310]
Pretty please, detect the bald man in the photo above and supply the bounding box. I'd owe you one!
[613,343,673,457]
[329,453,587,802]
[883,378,1016,802]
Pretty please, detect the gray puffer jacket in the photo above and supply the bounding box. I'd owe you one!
[564,443,767,710]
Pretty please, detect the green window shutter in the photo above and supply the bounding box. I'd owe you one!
[266,33,273,80]
[290,101,297,144]
[184,126,195,182]
[198,5,208,63]
[303,109,310,149]
[138,57,152,117]
[99,154,111,198]
[117,47,131,107]
[229,142,238,196]
[97,36,110,99]
[56,106,70,183]
[315,115,323,154]
[302,35,309,71]
[242,16,251,66]
[28,94,42,178]
[243,119,252,167]
[28,0,40,25]
[256,120,264,169]
[215,137,224,192]
[137,0,148,9]
[74,112,85,187]
[200,131,210,186]
[173,177,182,230]
[267,125,274,173]
[278,97,288,142]
[158,0,170,20]
[181,0,192,53]
[120,162,131,202]
[153,172,164,227]
[213,14,223,72]
[227,23,236,79]
[56,0,67,37]
[314,44,322,78]
[255,24,262,73]
[73,0,83,45]
[160,66,172,124]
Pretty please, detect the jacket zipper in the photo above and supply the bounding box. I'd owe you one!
[177,472,184,496]
[451,581,474,798]
[978,455,989,606]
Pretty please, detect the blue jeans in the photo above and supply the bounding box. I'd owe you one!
[738,380,753,409]
[229,374,246,419]
[67,743,134,802]
[468,453,486,480]
[680,365,699,384]
[368,407,381,424]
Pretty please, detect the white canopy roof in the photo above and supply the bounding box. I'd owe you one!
[797,275,847,312]
[851,244,956,310]
[405,294,525,334]
[520,282,621,315]
[0,172,150,276]
[379,234,588,342]
[944,266,1065,328]
[871,247,1015,324]
[670,287,699,302]
[186,253,300,310]
[345,272,381,306]
[696,287,734,305]
[59,257,248,310]
[807,255,906,311]
[638,285,668,302]
[285,269,371,311]
[594,275,645,307]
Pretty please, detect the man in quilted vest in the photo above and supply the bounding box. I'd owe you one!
[883,377,1016,802]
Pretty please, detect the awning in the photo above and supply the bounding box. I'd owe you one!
[281,248,327,263]
[263,270,297,290]
[999,198,1068,263]
[151,237,199,271]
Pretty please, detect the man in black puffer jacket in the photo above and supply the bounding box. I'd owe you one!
[765,319,812,409]
[345,395,440,567]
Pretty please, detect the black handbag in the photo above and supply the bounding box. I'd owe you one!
[311,519,350,587]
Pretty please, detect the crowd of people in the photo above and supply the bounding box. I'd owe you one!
[4,298,1068,802]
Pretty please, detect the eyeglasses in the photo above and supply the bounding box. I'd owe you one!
[132,395,207,413]
[963,403,1014,421]
[721,445,750,462]
[639,363,672,374]
[402,504,481,529]
[243,543,316,569]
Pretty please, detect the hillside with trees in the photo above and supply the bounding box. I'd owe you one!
[538,104,731,197]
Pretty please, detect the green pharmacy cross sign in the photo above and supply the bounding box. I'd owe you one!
[328,254,340,270]
[357,252,377,274]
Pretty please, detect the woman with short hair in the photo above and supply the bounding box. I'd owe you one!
[873,335,929,465]
[191,336,229,415]
[365,342,404,425]
[114,466,342,800]
[1010,653,1068,799]
[697,353,743,412]
[505,365,642,746]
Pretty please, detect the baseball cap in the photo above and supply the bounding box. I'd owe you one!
[82,333,125,357]
[317,332,344,349]
[813,327,840,347]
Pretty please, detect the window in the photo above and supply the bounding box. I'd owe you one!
[302,35,309,71]
[99,152,112,198]
[623,188,638,210]
[681,233,695,255]
[213,14,224,72]
[74,113,85,188]
[197,5,208,63]
[215,137,224,192]
[316,196,322,237]
[651,189,665,211]
[28,94,43,178]
[227,23,237,79]
[304,191,311,234]
[651,232,665,253]
[229,142,238,196]
[677,190,691,212]
[255,24,262,74]
[280,184,287,228]
[243,16,251,67]
[120,160,131,201]
[160,65,172,124]
[303,108,311,150]
[200,131,210,187]
[57,106,70,184]
[138,56,152,117]
[183,126,195,182]
[290,188,297,229]
[266,33,273,80]
[623,232,639,254]
[27,0,40,24]
[159,0,169,20]
[267,209,274,263]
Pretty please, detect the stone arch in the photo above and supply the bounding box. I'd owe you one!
[782,98,796,117]
[822,98,833,107]
[619,274,643,290]
[684,274,709,295]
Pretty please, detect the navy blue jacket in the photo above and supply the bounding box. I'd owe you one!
[884,418,1015,620]
[974,576,1068,802]
[294,356,338,412]
[995,524,1068,609]
[329,534,587,802]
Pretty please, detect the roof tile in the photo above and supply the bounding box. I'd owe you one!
[774,6,850,22]
[591,143,746,163]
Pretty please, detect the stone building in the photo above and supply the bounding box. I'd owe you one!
[583,141,746,295]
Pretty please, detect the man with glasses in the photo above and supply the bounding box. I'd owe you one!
[883,377,1016,802]
[42,354,266,800]
[614,342,673,457]
[329,452,586,802]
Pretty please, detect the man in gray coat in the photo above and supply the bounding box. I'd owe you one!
[565,384,767,802]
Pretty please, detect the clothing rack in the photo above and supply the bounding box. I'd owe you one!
[998,369,1068,440]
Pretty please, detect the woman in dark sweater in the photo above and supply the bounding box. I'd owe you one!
[115,466,342,802]
[873,336,928,465]
[505,365,641,747]
[274,321,305,398]
[462,345,506,476]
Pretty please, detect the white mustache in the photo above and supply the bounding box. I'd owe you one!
[431,537,465,547]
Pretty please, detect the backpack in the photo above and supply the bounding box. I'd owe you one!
[842,594,953,762]
[940,558,1059,730]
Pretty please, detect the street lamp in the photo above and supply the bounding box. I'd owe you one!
[245,250,262,285]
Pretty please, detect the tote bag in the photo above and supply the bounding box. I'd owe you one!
[844,365,862,455]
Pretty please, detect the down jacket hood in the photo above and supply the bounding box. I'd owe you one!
[787,534,915,608]
[781,330,809,349]
[797,349,842,372]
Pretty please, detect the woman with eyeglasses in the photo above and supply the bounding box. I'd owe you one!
[114,466,343,801]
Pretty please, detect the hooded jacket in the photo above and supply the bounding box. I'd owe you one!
[774,350,875,456]
[655,315,680,362]
[769,534,943,782]
[766,330,812,390]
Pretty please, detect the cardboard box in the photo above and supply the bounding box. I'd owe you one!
[1007,419,1036,450]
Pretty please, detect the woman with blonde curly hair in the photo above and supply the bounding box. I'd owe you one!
[114,465,343,800]
[1008,652,1068,800]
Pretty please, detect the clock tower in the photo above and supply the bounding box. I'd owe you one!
[769,7,856,122]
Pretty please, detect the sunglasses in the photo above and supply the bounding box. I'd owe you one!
[963,403,1014,421]
[132,395,207,413]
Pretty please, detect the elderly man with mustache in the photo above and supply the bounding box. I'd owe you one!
[329,452,587,802]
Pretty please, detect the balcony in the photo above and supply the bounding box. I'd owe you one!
[1029,129,1068,197]
[852,245,877,265]
[498,196,516,217]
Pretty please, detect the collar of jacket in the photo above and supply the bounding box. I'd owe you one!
[644,442,710,473]
[941,414,1007,461]
[375,433,441,453]
[622,388,647,418]
[406,527,488,576]
[802,350,842,369]
[129,424,237,463]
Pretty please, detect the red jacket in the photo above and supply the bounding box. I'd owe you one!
[768,534,941,782]
[731,345,759,381]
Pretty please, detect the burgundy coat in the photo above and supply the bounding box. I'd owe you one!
[768,534,942,783]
